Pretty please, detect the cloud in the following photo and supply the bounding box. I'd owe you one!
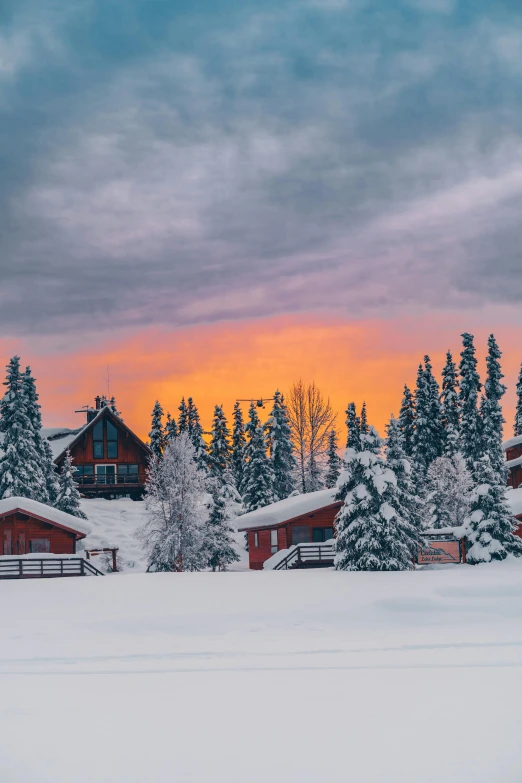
[1,0,522,340]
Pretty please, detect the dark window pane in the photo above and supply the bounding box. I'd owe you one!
[83,465,94,476]
[97,466,107,475]
[324,528,335,541]
[118,465,128,474]
[107,441,118,459]
[93,420,103,440]
[107,421,118,441]
[129,464,139,474]
[291,525,310,545]
[312,528,324,543]
[30,539,50,553]
[74,466,84,476]
[93,441,104,459]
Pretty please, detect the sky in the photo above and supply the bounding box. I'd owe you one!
[2,0,522,437]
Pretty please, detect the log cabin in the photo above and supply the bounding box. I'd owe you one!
[503,434,522,490]
[0,497,90,555]
[46,397,152,500]
[238,488,342,570]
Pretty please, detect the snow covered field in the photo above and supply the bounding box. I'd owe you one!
[1,564,522,782]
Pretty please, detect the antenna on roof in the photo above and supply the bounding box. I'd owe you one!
[107,364,110,398]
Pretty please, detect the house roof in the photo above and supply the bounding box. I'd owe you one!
[237,488,341,531]
[0,497,91,538]
[503,434,522,452]
[507,488,522,519]
[49,407,152,463]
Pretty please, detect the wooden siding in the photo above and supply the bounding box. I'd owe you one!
[1,512,76,555]
[506,444,522,489]
[247,502,342,570]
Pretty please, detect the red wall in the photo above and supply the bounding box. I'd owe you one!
[1,512,77,555]
[246,502,342,570]
[506,444,522,489]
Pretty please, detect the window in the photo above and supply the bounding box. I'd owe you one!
[118,465,139,482]
[93,441,104,459]
[30,539,50,553]
[107,420,118,459]
[92,420,103,440]
[312,527,335,543]
[270,529,278,554]
[254,533,259,548]
[128,464,138,474]
[291,525,310,545]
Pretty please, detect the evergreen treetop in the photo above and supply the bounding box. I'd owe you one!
[231,401,247,493]
[398,385,415,458]
[345,402,361,451]
[242,402,275,512]
[514,364,522,437]
[441,351,460,456]
[186,397,208,469]
[412,356,444,474]
[178,397,189,433]
[325,429,342,489]
[360,402,368,435]
[459,333,483,471]
[208,405,232,484]
[266,391,296,501]
[481,334,506,477]
[165,412,179,442]
[149,400,166,459]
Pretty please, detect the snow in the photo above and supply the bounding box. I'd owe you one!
[237,487,338,530]
[41,426,85,459]
[503,433,522,451]
[506,454,522,469]
[506,487,522,518]
[0,496,91,536]
[78,498,250,573]
[1,564,522,782]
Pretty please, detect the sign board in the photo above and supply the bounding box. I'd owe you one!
[417,539,461,565]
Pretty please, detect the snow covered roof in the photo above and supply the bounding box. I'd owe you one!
[42,426,86,459]
[506,488,522,519]
[502,434,522,452]
[237,488,340,531]
[0,497,91,537]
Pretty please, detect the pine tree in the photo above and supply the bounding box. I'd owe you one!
[231,402,247,493]
[422,454,473,530]
[412,356,444,474]
[441,351,460,456]
[208,405,232,485]
[345,402,361,451]
[187,397,208,469]
[459,333,483,472]
[22,366,54,504]
[325,429,342,488]
[55,449,87,519]
[514,364,522,437]
[165,412,179,443]
[466,454,522,564]
[178,397,189,433]
[266,391,296,501]
[242,402,275,512]
[139,433,209,572]
[205,485,240,571]
[481,334,507,477]
[0,357,43,500]
[149,400,166,459]
[100,395,122,418]
[385,415,421,556]
[360,402,368,435]
[334,427,416,571]
[398,385,415,457]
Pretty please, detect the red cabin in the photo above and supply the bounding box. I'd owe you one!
[503,435,522,490]
[238,489,342,570]
[47,398,152,500]
[0,497,90,555]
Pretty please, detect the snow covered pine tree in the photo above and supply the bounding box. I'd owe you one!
[55,449,87,519]
[139,433,209,572]
[515,363,522,437]
[325,429,342,489]
[231,401,247,494]
[398,385,415,458]
[345,402,361,451]
[23,365,58,503]
[165,412,179,443]
[411,356,444,475]
[149,400,166,459]
[208,405,232,485]
[466,454,522,564]
[242,402,275,512]
[205,486,240,571]
[334,427,417,571]
[0,357,45,500]
[459,333,483,473]
[440,351,460,457]
[187,397,208,470]
[385,415,421,556]
[422,454,473,530]
[266,391,296,501]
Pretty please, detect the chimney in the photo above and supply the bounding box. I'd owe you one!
[95,395,101,410]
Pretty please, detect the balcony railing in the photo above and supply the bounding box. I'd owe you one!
[76,474,144,487]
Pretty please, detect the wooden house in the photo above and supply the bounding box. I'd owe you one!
[0,497,90,555]
[47,397,152,500]
[503,435,522,490]
[238,489,342,570]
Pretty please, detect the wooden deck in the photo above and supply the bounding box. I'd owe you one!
[0,557,104,579]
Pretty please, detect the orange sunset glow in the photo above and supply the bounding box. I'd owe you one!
[5,310,522,440]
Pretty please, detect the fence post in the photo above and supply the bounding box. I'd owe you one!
[19,559,23,577]
[80,558,85,576]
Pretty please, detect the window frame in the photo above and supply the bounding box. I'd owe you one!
[270,529,278,554]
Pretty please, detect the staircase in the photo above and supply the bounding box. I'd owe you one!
[272,542,335,570]
[0,557,105,579]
